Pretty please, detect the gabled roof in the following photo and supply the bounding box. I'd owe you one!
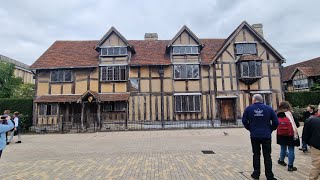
[282,57,320,82]
[95,27,131,49]
[168,25,202,46]
[30,41,99,69]
[78,90,100,103]
[211,21,285,64]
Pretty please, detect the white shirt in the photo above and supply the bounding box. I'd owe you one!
[13,117,19,128]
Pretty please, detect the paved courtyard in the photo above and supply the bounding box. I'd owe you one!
[0,128,312,180]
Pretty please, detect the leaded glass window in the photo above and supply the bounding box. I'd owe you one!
[175,95,201,112]
[235,43,257,55]
[101,47,127,56]
[174,64,200,79]
[101,66,127,81]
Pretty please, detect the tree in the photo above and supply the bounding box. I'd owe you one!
[0,60,23,98]
[13,83,35,98]
[310,76,320,91]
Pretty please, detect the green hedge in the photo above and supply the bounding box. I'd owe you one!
[285,91,320,107]
[0,98,33,131]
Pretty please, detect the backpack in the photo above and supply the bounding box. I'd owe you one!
[277,116,294,136]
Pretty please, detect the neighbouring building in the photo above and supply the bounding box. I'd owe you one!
[282,57,320,92]
[30,21,285,130]
[0,54,35,84]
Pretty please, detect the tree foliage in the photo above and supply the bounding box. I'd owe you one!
[310,76,320,91]
[0,61,23,98]
[13,83,35,98]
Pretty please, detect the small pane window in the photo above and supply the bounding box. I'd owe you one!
[174,65,200,79]
[101,66,127,81]
[51,71,58,82]
[129,78,139,92]
[236,43,257,55]
[51,70,72,82]
[64,70,72,82]
[175,95,201,112]
[172,46,198,55]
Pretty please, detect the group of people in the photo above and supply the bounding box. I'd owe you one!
[242,94,320,180]
[0,110,22,158]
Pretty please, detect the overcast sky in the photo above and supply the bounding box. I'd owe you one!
[0,0,319,66]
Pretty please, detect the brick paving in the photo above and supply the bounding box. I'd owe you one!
[0,128,312,180]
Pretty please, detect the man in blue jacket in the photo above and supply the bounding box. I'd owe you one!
[0,115,14,158]
[242,94,279,180]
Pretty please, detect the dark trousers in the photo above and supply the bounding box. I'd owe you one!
[0,150,2,158]
[251,137,274,179]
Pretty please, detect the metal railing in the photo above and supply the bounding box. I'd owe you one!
[29,113,243,133]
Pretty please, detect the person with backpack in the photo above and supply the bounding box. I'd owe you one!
[242,94,279,180]
[302,104,320,180]
[7,111,22,145]
[276,101,300,171]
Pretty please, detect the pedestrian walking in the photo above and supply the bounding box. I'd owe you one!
[0,114,14,158]
[7,111,22,144]
[300,105,315,152]
[3,110,11,142]
[302,104,320,180]
[276,101,300,171]
[242,94,279,180]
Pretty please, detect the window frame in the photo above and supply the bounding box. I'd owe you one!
[293,78,309,90]
[174,64,200,80]
[103,102,127,112]
[172,45,199,55]
[50,70,73,82]
[100,46,128,57]
[239,61,262,78]
[100,66,127,82]
[235,42,258,55]
[174,94,201,113]
[39,104,58,116]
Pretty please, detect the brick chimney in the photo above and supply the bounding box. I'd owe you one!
[252,24,263,37]
[144,33,158,40]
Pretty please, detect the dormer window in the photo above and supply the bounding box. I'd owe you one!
[100,47,127,56]
[172,45,198,55]
[235,43,257,55]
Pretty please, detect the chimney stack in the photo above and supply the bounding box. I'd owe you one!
[144,33,158,40]
[252,24,263,37]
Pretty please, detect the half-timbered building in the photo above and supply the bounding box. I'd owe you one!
[30,21,285,130]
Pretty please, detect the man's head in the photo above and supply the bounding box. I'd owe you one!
[307,105,315,112]
[252,94,263,104]
[3,110,10,115]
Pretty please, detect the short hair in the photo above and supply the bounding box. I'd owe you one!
[253,94,263,103]
[308,105,316,110]
[14,111,19,116]
[278,101,292,111]
[3,110,10,114]
[318,104,320,110]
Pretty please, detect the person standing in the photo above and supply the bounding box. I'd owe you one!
[300,105,315,152]
[0,114,14,158]
[276,101,300,171]
[242,94,279,180]
[302,105,320,180]
[3,110,11,142]
[7,111,22,144]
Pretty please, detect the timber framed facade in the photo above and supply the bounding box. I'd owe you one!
[30,21,285,130]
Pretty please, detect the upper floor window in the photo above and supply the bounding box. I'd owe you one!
[50,70,72,82]
[101,66,127,81]
[39,104,58,116]
[293,79,308,89]
[235,43,257,55]
[172,46,198,55]
[174,64,200,79]
[100,47,128,56]
[175,94,201,112]
[239,61,262,78]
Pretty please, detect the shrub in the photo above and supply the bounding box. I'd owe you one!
[0,98,33,131]
[285,91,320,107]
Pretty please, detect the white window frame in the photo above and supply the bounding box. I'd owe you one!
[174,94,201,112]
[100,66,127,81]
[100,46,128,56]
[172,45,199,55]
[174,64,200,79]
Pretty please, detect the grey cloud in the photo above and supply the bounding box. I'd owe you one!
[0,0,319,66]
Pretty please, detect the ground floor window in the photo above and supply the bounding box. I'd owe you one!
[175,94,201,112]
[39,104,58,115]
[103,102,127,112]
